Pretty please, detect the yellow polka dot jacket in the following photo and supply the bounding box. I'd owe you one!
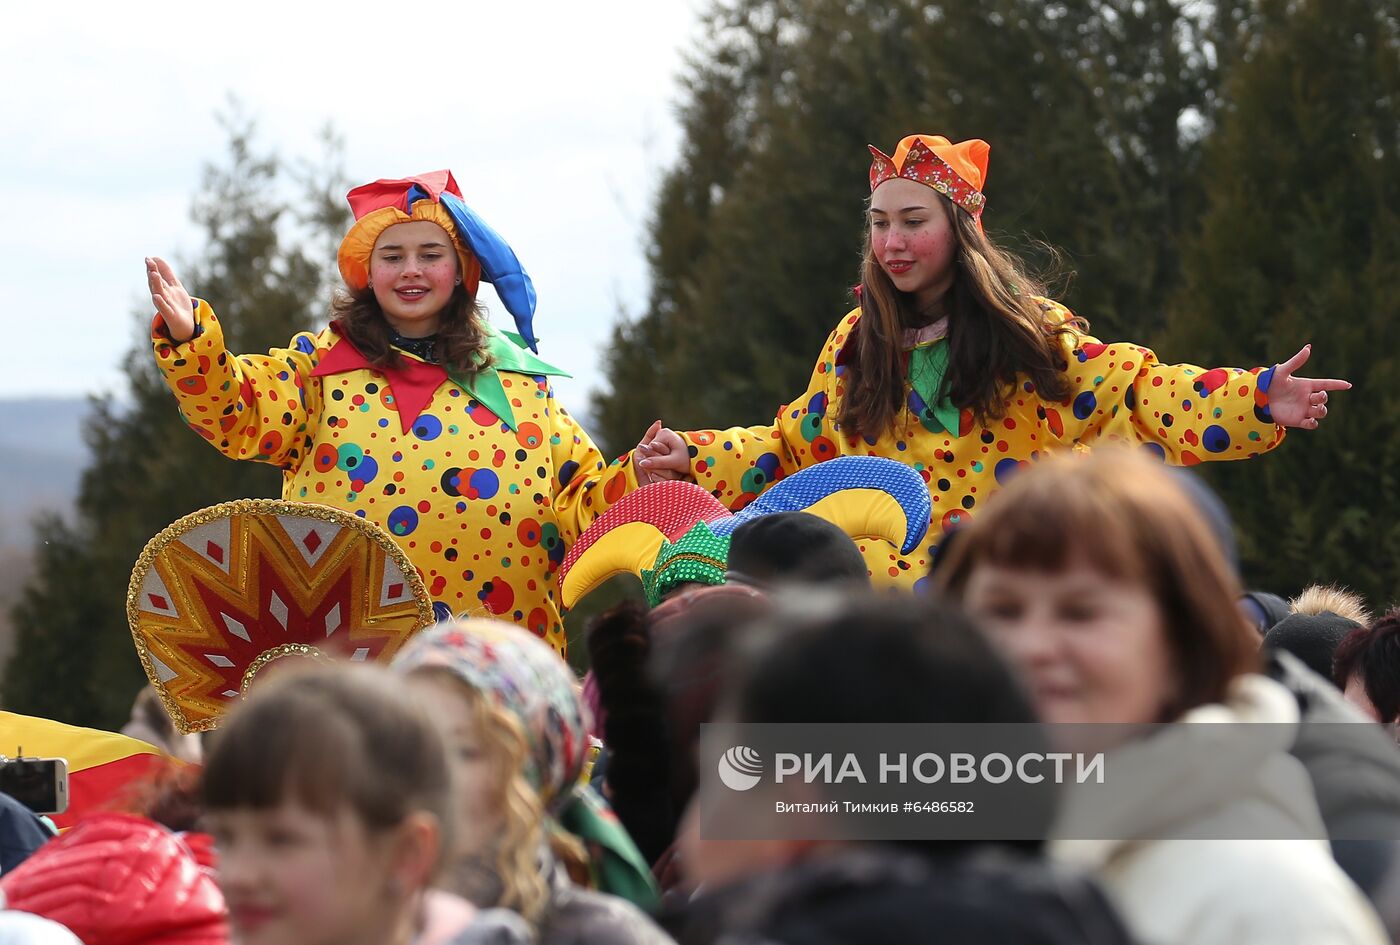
[153,301,637,653]
[672,300,1285,591]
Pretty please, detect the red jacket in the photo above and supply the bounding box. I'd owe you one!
[0,813,227,945]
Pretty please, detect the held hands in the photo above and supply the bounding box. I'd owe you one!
[633,420,692,486]
[146,256,196,343]
[1268,345,1351,430]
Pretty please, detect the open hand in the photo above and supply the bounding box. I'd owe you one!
[1268,345,1351,430]
[146,256,195,342]
[633,420,692,486]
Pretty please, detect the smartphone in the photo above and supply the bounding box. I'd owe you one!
[0,757,69,815]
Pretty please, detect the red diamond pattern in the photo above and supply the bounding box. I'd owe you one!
[302,530,323,554]
[149,594,169,610]
[388,582,404,598]
[206,541,224,564]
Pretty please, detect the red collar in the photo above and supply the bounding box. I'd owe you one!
[309,327,447,433]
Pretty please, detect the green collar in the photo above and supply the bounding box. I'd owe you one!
[908,339,961,436]
[444,326,570,432]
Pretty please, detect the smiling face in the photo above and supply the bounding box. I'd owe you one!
[209,801,400,945]
[369,220,461,337]
[961,557,1179,726]
[868,177,958,312]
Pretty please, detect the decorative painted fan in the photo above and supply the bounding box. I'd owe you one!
[127,499,435,733]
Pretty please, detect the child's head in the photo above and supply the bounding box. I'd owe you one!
[333,210,489,371]
[202,662,451,945]
[393,618,591,921]
[331,170,541,370]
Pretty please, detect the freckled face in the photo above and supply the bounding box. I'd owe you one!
[369,220,460,337]
[869,178,957,311]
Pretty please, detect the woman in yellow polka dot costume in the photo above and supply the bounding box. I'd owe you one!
[635,135,1349,591]
[147,171,641,653]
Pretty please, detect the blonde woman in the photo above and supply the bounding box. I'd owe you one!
[393,619,673,945]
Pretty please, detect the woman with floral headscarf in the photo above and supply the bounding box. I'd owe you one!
[147,171,645,653]
[392,618,672,945]
[634,135,1349,587]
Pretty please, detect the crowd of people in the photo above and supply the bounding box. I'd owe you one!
[4,451,1400,944]
[1,133,1396,943]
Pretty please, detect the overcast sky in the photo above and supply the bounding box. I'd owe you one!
[0,2,700,423]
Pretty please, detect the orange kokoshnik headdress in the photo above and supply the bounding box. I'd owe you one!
[128,500,437,733]
[868,134,991,230]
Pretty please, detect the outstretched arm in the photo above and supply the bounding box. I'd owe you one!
[147,256,323,468]
[1265,344,1350,430]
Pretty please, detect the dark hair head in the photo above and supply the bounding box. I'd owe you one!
[728,592,1049,854]
[202,663,452,863]
[1264,612,1361,682]
[1239,591,1292,635]
[330,283,493,375]
[732,592,1035,726]
[837,196,1076,440]
[936,449,1258,720]
[726,512,870,589]
[642,586,774,809]
[1333,611,1400,722]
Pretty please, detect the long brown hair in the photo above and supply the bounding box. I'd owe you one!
[837,197,1078,439]
[330,283,493,376]
[935,449,1259,722]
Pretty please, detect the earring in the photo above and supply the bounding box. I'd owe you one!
[454,277,462,286]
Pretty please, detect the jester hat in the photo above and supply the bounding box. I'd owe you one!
[869,134,990,227]
[560,455,933,608]
[337,170,541,352]
[392,617,660,905]
[392,618,588,810]
[128,499,435,734]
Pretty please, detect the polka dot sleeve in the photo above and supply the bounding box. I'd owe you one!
[151,299,325,469]
[1051,320,1286,464]
[542,385,637,545]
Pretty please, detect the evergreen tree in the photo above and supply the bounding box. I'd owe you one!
[1161,0,1400,602]
[2,115,349,727]
[592,0,1224,453]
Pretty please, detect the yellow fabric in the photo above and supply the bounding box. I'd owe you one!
[800,489,924,554]
[0,712,161,773]
[560,523,667,609]
[655,300,1285,589]
[337,203,482,293]
[152,301,638,654]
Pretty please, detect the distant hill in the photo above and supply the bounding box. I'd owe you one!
[0,396,92,676]
[0,397,91,550]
